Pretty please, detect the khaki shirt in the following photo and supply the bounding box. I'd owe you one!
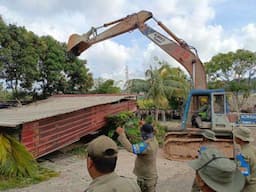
[118,133,159,179]
[241,143,256,192]
[85,172,141,192]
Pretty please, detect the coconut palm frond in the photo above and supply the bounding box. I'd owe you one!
[0,134,11,165]
[0,134,38,177]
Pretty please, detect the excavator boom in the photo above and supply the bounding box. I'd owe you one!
[67,10,206,89]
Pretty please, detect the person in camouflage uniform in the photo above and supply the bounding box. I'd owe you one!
[233,126,256,192]
[85,135,141,192]
[116,121,159,192]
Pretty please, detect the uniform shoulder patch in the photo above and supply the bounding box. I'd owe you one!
[132,142,148,154]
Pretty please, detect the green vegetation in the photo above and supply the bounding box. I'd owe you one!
[66,144,88,158]
[205,49,256,110]
[105,111,166,145]
[124,59,191,121]
[0,134,37,177]
[0,133,58,190]
[0,18,93,101]
[0,167,58,190]
[0,85,12,101]
[90,78,121,94]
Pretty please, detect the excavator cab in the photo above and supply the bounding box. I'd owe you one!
[183,89,232,133]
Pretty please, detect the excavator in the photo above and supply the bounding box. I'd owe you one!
[67,10,234,160]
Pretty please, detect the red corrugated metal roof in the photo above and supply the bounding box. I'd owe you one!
[0,94,136,127]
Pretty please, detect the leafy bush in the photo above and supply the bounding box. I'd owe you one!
[106,111,141,143]
[106,111,135,128]
[105,112,166,145]
[137,99,155,109]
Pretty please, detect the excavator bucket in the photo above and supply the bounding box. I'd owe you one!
[67,32,92,56]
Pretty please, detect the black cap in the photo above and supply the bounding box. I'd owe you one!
[141,124,154,133]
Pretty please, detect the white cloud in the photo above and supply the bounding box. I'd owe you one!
[241,24,256,50]
[1,0,256,83]
[82,40,130,79]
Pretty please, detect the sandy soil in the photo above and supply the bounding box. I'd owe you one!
[5,148,194,192]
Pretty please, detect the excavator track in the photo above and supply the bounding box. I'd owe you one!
[163,130,234,161]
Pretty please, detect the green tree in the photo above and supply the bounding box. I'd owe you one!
[91,78,121,94]
[0,22,40,99]
[0,16,7,71]
[145,65,169,109]
[0,25,38,96]
[123,79,148,94]
[0,20,94,99]
[37,36,66,97]
[144,59,191,120]
[158,62,190,108]
[64,52,93,93]
[205,49,256,110]
[36,37,93,97]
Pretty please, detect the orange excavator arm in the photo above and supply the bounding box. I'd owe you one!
[67,10,206,89]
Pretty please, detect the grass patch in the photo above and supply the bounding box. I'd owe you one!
[66,145,88,158]
[0,166,59,190]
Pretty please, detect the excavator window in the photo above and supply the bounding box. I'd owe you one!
[213,95,225,114]
[191,96,211,128]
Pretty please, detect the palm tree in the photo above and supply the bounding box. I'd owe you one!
[145,65,169,120]
[158,63,191,112]
[145,61,191,121]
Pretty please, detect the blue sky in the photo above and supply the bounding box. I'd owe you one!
[0,0,256,85]
[213,0,256,30]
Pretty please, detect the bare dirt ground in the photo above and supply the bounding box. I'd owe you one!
[5,148,194,192]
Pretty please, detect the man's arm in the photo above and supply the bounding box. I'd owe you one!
[116,127,148,154]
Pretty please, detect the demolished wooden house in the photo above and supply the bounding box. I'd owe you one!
[0,94,137,158]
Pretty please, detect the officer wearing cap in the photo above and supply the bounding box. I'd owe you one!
[116,121,159,192]
[85,135,141,192]
[233,127,256,192]
[188,147,245,192]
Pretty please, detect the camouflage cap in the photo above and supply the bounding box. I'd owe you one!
[87,135,118,158]
[233,126,254,142]
[202,130,217,141]
[188,147,245,192]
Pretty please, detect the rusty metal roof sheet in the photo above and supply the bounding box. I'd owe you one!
[0,94,136,128]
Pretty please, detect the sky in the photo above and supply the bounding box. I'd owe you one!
[1,0,256,86]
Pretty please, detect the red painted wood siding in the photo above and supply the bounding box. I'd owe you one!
[21,100,136,158]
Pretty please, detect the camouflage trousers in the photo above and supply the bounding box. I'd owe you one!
[137,177,157,192]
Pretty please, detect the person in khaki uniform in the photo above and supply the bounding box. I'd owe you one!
[85,135,141,192]
[116,121,159,192]
[233,127,256,192]
[188,147,245,192]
